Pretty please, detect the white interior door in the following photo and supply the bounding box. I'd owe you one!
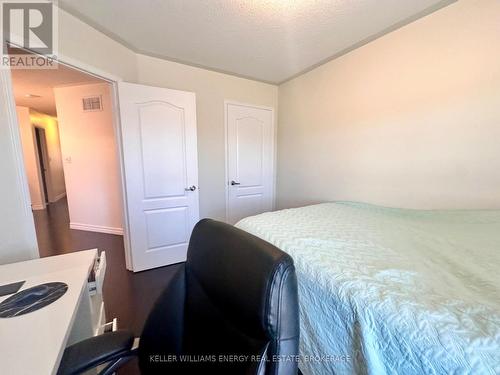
[226,102,274,224]
[118,82,199,272]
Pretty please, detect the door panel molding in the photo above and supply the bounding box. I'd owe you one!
[137,101,187,199]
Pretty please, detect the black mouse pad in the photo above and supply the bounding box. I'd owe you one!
[0,282,68,318]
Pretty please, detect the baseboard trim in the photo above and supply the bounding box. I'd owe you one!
[32,203,46,210]
[50,192,66,203]
[70,222,124,235]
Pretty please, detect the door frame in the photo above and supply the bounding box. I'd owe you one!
[2,44,134,269]
[223,100,276,223]
[33,126,51,208]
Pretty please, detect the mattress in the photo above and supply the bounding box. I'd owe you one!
[236,202,500,375]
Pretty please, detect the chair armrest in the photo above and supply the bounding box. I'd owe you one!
[57,330,136,375]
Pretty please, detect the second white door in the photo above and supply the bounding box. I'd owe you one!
[226,102,274,224]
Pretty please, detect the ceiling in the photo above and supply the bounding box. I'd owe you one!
[11,61,103,116]
[58,0,454,84]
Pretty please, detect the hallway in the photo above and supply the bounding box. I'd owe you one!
[32,199,181,374]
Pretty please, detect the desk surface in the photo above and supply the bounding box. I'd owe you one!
[0,250,97,375]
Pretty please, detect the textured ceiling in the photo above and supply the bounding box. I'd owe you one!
[11,61,102,116]
[58,0,454,83]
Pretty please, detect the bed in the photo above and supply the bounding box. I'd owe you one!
[236,202,500,375]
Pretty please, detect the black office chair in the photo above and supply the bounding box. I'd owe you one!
[57,219,300,375]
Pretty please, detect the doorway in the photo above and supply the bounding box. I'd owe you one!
[34,127,50,206]
[10,48,126,261]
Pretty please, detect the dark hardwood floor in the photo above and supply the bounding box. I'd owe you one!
[33,198,182,374]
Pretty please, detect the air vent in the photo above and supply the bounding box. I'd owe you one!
[82,96,103,112]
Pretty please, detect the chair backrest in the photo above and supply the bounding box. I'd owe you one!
[138,219,299,374]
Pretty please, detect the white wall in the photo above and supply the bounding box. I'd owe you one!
[136,54,278,220]
[57,8,137,82]
[17,107,66,209]
[16,106,40,207]
[31,110,66,202]
[54,83,124,234]
[277,0,500,210]
[0,72,38,264]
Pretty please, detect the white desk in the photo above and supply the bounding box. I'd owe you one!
[0,249,105,375]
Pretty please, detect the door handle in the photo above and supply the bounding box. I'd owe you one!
[230,180,241,186]
[185,185,197,191]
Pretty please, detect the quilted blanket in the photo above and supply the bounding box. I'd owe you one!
[236,202,500,375]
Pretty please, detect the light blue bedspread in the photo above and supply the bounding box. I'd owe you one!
[236,202,500,375]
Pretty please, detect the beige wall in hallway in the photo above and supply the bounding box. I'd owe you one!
[277,0,500,210]
[17,107,66,209]
[30,110,66,203]
[54,83,124,234]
